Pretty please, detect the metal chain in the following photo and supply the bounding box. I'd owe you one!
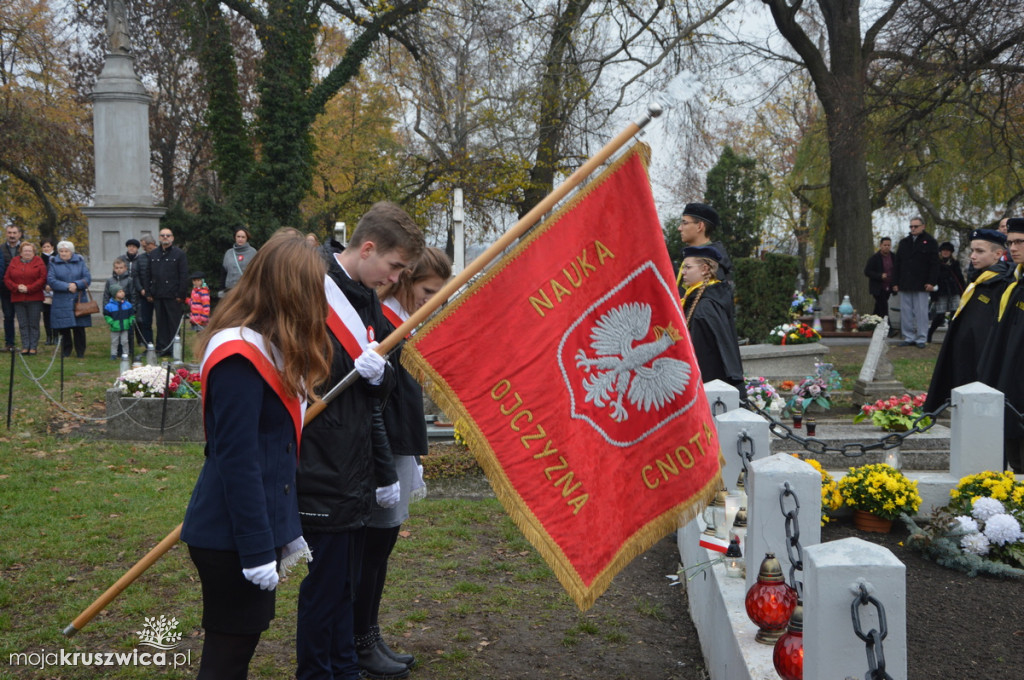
[711,396,727,416]
[1006,399,1024,427]
[779,482,804,600]
[851,584,894,680]
[737,431,755,474]
[747,400,951,458]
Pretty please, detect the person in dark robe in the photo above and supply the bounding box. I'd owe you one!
[679,245,744,395]
[675,202,733,294]
[863,236,895,318]
[978,218,1024,472]
[923,229,1012,413]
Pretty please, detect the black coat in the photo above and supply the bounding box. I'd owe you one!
[893,231,940,292]
[682,281,744,392]
[146,244,189,299]
[934,257,966,297]
[863,251,894,296]
[924,262,1013,412]
[978,265,1024,438]
[380,310,429,458]
[296,242,397,533]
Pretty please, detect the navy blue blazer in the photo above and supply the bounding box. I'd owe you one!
[181,354,302,568]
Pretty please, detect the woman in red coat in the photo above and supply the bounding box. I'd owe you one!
[3,242,47,354]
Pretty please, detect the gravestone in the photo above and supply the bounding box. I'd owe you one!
[818,245,839,313]
[852,317,905,403]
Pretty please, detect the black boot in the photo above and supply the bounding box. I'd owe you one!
[372,624,415,667]
[356,631,410,680]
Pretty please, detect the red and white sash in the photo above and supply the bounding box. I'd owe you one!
[201,328,306,457]
[325,273,376,360]
[381,296,409,331]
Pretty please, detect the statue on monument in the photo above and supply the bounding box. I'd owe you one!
[106,0,132,54]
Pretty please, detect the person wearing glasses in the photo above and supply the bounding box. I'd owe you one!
[145,228,190,357]
[979,218,1024,472]
[892,217,939,348]
[675,202,733,293]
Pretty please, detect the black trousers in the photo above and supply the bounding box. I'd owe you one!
[872,291,890,318]
[153,297,183,355]
[57,327,86,357]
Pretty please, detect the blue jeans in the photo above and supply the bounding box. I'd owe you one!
[296,529,366,680]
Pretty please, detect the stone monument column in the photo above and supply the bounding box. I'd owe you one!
[82,10,164,294]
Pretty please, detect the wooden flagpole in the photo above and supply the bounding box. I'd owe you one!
[62,103,662,637]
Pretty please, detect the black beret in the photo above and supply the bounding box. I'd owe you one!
[189,271,205,280]
[939,241,955,251]
[682,203,720,230]
[971,229,1006,246]
[682,245,723,263]
[1007,218,1024,234]
[125,239,141,248]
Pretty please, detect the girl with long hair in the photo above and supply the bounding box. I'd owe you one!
[353,246,452,678]
[181,232,332,679]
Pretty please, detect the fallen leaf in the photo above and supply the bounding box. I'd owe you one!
[399,530,411,538]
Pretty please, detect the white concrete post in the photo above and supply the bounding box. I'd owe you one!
[803,538,906,680]
[452,188,465,275]
[744,453,822,593]
[704,379,740,415]
[949,381,1004,479]
[715,409,769,494]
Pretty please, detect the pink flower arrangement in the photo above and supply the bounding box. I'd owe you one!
[854,393,930,432]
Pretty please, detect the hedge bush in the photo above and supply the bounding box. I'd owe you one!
[733,253,800,343]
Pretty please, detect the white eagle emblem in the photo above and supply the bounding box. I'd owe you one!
[574,302,691,423]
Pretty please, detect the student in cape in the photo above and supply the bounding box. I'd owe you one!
[675,202,734,291]
[978,218,1024,472]
[180,233,333,679]
[296,201,425,680]
[923,229,1013,413]
[350,246,452,679]
[678,244,744,395]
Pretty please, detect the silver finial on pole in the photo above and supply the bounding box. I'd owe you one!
[634,101,665,130]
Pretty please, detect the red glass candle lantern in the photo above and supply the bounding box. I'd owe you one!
[745,553,798,644]
[773,600,804,680]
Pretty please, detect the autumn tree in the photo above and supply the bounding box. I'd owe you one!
[0,0,92,242]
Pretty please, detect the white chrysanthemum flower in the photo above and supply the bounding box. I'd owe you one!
[960,532,991,556]
[982,513,1023,546]
[972,497,1005,521]
[952,515,978,534]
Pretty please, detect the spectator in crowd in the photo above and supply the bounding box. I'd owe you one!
[675,203,733,291]
[103,285,135,360]
[222,228,257,296]
[134,235,157,347]
[892,216,940,348]
[146,228,189,357]
[180,233,333,680]
[679,244,744,395]
[924,229,1012,413]
[296,202,424,680]
[103,256,138,359]
[3,242,46,355]
[39,239,55,345]
[979,218,1024,472]
[1,224,24,349]
[47,240,92,358]
[123,238,143,285]
[927,241,966,343]
[189,271,210,331]
[863,237,894,318]
[353,247,452,678]
[305,232,320,248]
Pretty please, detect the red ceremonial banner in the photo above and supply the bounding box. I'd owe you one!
[404,144,723,610]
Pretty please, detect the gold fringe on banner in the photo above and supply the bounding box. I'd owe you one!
[402,143,723,611]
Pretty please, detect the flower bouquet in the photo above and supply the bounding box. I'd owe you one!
[904,471,1024,576]
[792,454,843,525]
[744,377,780,410]
[115,365,201,399]
[782,362,842,415]
[837,463,922,522]
[790,290,817,318]
[853,393,931,432]
[767,322,821,345]
[857,313,883,332]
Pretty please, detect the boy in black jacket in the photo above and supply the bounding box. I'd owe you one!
[296,202,425,680]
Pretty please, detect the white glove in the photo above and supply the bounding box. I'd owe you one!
[242,561,279,591]
[410,463,428,503]
[354,342,386,385]
[376,481,401,508]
